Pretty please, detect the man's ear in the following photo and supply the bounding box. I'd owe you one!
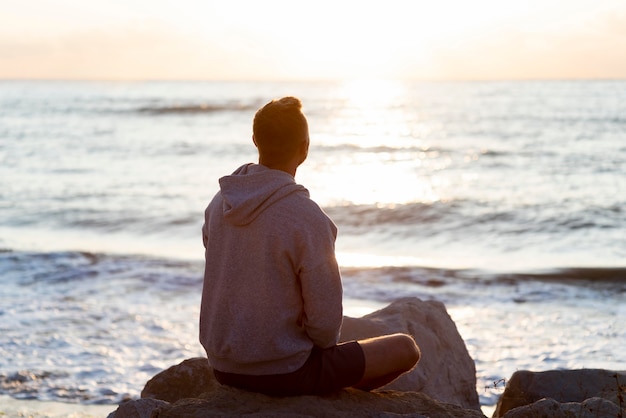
[252,135,258,148]
[299,136,309,164]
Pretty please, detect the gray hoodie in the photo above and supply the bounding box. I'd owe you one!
[199,163,343,375]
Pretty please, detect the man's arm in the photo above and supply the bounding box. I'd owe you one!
[299,257,343,348]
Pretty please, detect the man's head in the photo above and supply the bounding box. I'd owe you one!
[252,96,309,171]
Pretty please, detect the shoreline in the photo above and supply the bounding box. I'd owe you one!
[0,394,496,418]
[0,396,497,418]
[0,395,115,418]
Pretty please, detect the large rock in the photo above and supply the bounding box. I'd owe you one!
[110,297,483,417]
[340,297,480,410]
[116,386,485,418]
[501,397,623,418]
[493,369,626,417]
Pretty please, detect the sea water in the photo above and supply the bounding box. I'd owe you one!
[0,80,624,411]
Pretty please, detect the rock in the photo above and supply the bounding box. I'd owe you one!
[493,369,626,417]
[112,297,483,418]
[502,397,623,418]
[151,385,486,418]
[340,297,480,410]
[140,297,480,411]
[134,357,481,417]
[108,398,169,418]
[141,357,219,402]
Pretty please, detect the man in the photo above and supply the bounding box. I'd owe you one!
[200,96,419,396]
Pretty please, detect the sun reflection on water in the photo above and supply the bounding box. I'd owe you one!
[304,79,444,207]
[340,79,405,106]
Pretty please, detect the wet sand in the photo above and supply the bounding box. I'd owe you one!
[0,395,114,418]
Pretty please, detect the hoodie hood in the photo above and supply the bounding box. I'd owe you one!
[218,163,309,226]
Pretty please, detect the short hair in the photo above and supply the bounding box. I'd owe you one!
[253,96,309,166]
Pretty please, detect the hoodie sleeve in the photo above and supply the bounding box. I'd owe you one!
[297,216,343,348]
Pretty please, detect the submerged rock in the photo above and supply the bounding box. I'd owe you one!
[493,369,626,417]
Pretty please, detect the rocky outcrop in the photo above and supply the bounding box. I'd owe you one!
[108,297,483,417]
[112,357,485,417]
[135,356,484,417]
[114,386,485,418]
[502,397,623,418]
[340,297,480,410]
[493,369,626,417]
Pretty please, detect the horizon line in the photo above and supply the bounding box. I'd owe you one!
[1,76,626,83]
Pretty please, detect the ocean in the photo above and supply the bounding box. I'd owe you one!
[0,80,624,413]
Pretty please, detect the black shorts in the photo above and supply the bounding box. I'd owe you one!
[213,341,366,396]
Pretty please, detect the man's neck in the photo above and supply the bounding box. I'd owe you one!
[258,160,298,177]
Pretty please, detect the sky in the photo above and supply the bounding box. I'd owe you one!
[1,0,626,81]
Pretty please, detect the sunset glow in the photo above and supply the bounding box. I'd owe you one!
[2,0,626,80]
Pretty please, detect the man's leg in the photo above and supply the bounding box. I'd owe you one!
[352,333,420,391]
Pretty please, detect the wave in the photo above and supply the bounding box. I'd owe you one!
[339,264,626,308]
[314,143,457,157]
[5,199,622,256]
[0,250,202,289]
[137,101,259,115]
[325,201,447,228]
[342,265,626,286]
[5,250,623,288]
[0,248,205,405]
[325,200,625,235]
[487,267,626,286]
[0,370,78,402]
